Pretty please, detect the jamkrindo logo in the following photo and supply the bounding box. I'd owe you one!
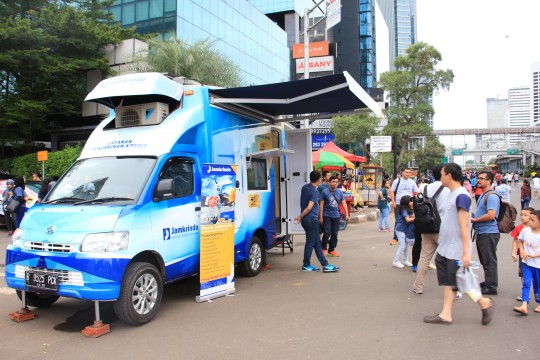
[162,224,199,240]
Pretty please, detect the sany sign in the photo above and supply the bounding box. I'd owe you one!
[296,56,334,73]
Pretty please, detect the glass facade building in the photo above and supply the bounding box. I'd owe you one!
[107,0,290,85]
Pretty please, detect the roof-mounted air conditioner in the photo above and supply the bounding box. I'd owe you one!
[115,102,169,128]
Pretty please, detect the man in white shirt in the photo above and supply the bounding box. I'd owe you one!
[389,168,419,245]
[413,164,451,294]
[533,175,540,200]
[495,178,512,202]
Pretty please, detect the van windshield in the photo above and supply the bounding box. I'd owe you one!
[46,157,156,204]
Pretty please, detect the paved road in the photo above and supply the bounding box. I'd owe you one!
[0,185,538,360]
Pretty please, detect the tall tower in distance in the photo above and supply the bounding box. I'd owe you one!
[508,86,531,145]
[531,62,540,127]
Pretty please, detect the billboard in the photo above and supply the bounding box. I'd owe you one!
[292,41,329,59]
[296,56,334,73]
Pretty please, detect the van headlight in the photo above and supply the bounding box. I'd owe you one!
[11,229,23,246]
[80,231,129,252]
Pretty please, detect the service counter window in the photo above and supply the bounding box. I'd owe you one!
[247,158,268,190]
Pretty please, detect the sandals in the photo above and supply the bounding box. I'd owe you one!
[535,306,540,313]
[513,307,528,316]
[423,314,452,325]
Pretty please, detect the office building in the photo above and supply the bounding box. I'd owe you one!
[508,86,531,145]
[486,97,508,128]
[107,0,290,85]
[532,62,540,126]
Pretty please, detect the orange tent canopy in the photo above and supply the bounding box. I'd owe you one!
[320,141,366,163]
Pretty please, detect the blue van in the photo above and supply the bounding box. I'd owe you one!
[5,72,379,325]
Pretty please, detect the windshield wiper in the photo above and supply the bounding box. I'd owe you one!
[74,197,134,205]
[44,197,86,204]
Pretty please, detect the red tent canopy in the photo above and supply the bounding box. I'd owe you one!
[320,141,366,163]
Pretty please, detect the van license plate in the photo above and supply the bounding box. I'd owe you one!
[25,271,58,291]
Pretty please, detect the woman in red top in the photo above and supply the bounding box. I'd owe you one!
[521,179,532,210]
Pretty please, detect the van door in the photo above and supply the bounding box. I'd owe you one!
[150,156,201,281]
[285,128,311,235]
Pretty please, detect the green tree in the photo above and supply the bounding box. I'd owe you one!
[377,42,454,171]
[332,113,379,159]
[128,36,243,88]
[0,0,134,155]
[411,136,446,174]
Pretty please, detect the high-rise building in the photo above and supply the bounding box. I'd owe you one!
[508,86,531,145]
[486,97,508,128]
[376,0,416,69]
[106,0,290,85]
[531,62,540,126]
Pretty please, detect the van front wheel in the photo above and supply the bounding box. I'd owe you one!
[114,262,163,326]
[237,236,264,277]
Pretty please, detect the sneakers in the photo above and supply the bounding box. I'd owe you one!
[378,227,383,232]
[323,264,340,273]
[385,228,391,232]
[428,263,436,270]
[403,261,413,267]
[328,250,340,257]
[389,239,398,245]
[7,231,13,236]
[322,249,328,256]
[392,261,404,268]
[455,291,463,300]
[412,265,417,272]
[302,265,320,272]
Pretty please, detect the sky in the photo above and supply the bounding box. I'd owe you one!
[412,0,540,130]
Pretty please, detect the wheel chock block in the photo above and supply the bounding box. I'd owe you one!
[9,308,37,322]
[82,321,111,338]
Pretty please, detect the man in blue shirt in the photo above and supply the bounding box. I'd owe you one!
[294,171,340,273]
[471,171,501,295]
[319,176,350,257]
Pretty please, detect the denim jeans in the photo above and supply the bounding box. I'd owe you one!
[521,197,531,210]
[301,216,328,267]
[394,230,410,263]
[378,207,389,229]
[322,216,340,252]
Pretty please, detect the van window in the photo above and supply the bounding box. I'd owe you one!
[160,158,194,197]
[46,157,156,203]
[247,158,267,190]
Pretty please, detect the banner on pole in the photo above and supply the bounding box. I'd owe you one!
[196,164,237,302]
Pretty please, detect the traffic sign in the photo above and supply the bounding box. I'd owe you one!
[507,148,519,155]
[441,156,449,164]
[326,0,341,30]
[370,136,392,152]
[451,149,463,155]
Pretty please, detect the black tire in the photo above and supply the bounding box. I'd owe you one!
[114,262,163,326]
[237,235,264,277]
[16,290,59,308]
[339,213,348,231]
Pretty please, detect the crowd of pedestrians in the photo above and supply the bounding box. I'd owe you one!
[377,163,540,326]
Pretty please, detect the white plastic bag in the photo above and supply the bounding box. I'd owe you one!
[456,266,482,302]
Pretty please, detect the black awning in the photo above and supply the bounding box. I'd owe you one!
[209,71,382,121]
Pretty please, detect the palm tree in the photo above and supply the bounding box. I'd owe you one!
[128,36,243,88]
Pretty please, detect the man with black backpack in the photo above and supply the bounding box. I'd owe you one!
[413,164,451,294]
[472,171,501,295]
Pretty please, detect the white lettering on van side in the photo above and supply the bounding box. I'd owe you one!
[207,166,232,173]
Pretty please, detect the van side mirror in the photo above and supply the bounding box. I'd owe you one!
[154,179,175,201]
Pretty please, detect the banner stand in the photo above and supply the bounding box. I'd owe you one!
[196,164,237,303]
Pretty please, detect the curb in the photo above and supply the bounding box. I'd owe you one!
[349,208,380,223]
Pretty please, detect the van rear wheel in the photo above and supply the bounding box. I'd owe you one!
[16,290,59,308]
[114,262,163,326]
[237,236,264,277]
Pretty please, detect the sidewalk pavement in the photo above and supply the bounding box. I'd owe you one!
[349,206,379,223]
